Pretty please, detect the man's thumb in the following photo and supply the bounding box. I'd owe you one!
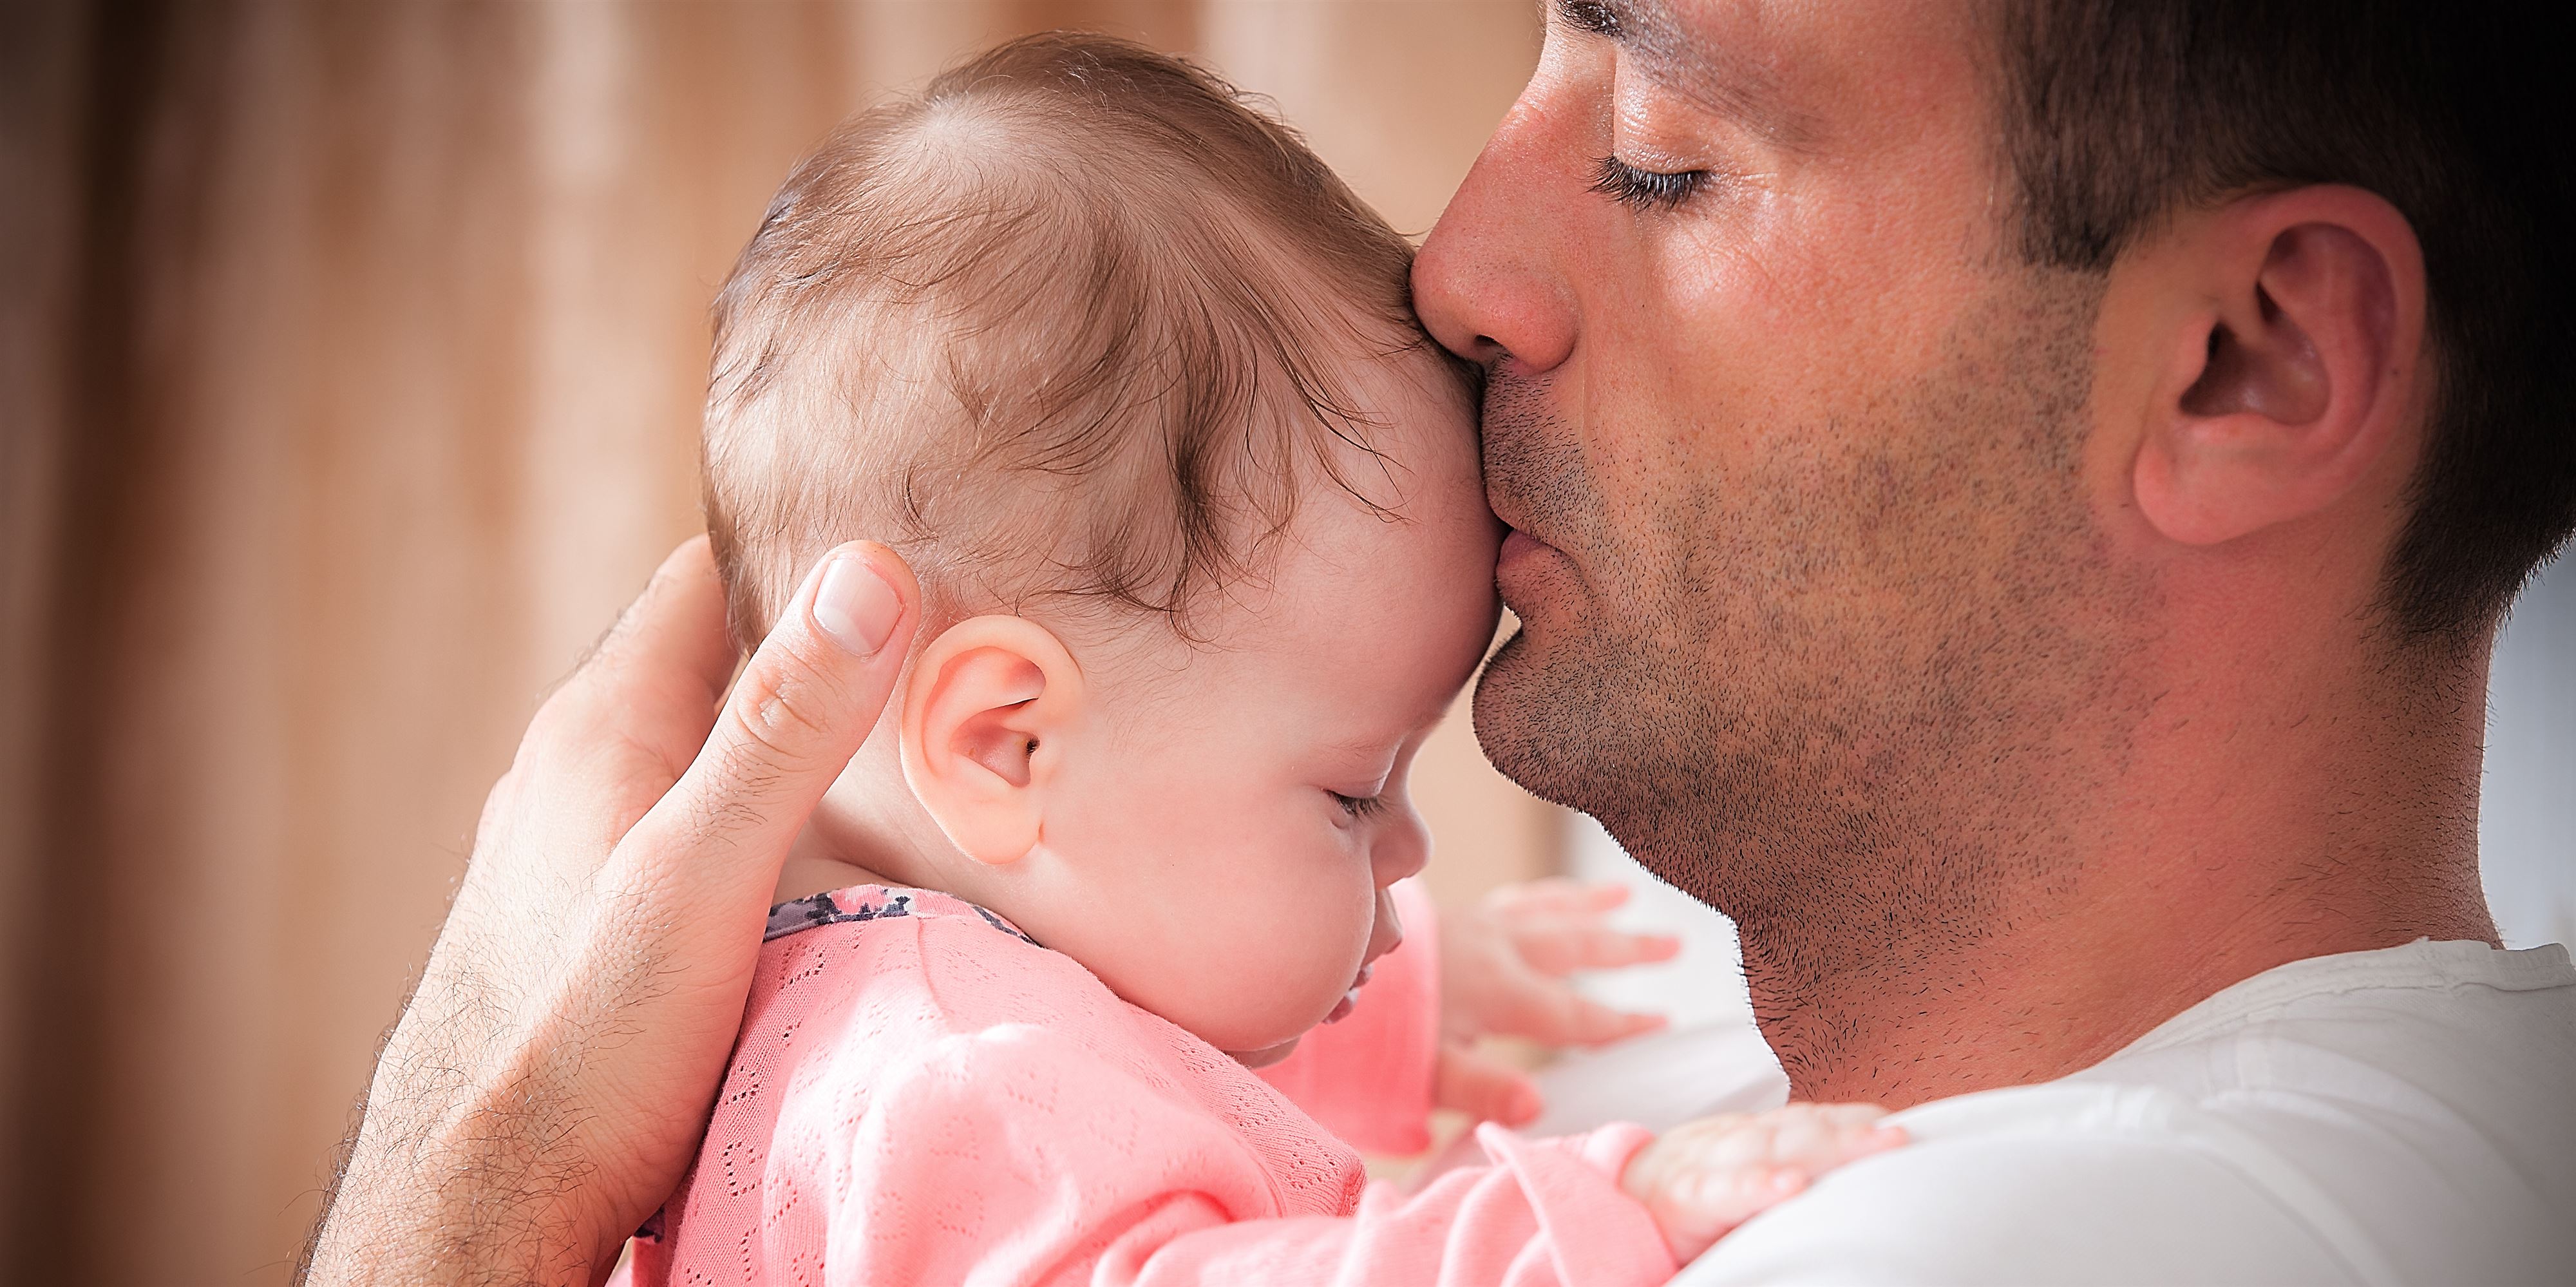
[629,542,919,876]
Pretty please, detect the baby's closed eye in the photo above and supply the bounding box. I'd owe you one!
[1329,790,1387,819]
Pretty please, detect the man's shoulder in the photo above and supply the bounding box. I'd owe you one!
[1678,941,2576,1287]
[2077,939,2576,1284]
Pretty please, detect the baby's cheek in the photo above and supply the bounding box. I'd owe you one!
[1236,843,1379,1012]
[1162,844,1370,1048]
[1072,771,1381,1051]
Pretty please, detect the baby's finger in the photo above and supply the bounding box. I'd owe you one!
[1510,923,1685,975]
[1810,1103,1888,1123]
[1501,978,1668,1046]
[1817,1102,1905,1145]
[1689,1163,1808,1228]
[1434,1043,1545,1126]
[1486,878,1631,920]
[1765,1104,1904,1176]
[1654,1165,1810,1262]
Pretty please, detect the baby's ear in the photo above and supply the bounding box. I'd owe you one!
[900,615,1085,866]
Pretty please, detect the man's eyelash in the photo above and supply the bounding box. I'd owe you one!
[1331,791,1386,819]
[1558,0,1622,37]
[1591,155,1711,211]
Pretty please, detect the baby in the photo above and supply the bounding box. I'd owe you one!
[625,33,1898,1287]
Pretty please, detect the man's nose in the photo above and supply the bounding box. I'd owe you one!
[1414,84,1580,376]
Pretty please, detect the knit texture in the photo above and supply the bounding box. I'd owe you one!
[622,883,1673,1286]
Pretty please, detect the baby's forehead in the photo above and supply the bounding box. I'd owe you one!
[1145,522,1498,757]
[1141,406,1493,660]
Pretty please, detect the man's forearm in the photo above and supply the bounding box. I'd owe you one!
[300,951,616,1287]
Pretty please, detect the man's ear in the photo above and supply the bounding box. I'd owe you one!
[2128,185,2426,547]
[899,615,1084,866]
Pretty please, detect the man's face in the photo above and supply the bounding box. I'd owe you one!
[1416,1,2150,954]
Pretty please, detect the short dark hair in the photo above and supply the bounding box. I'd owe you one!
[704,32,1441,645]
[1995,1,2574,644]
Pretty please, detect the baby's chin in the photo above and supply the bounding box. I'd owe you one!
[1211,973,1376,1068]
[1208,959,1375,1069]
[1225,1033,1305,1070]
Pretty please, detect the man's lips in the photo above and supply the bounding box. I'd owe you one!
[1499,527,1553,571]
[1484,482,1537,539]
[1497,528,1569,594]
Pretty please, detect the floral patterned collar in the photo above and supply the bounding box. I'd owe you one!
[762,882,1039,948]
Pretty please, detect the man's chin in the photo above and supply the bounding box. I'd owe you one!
[1469,625,1596,814]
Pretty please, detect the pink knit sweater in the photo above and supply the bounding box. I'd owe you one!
[620,882,1674,1286]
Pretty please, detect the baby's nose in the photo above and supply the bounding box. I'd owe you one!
[1372,810,1431,884]
[1366,887,1406,962]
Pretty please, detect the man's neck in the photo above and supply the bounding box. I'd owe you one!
[1749,636,2497,1109]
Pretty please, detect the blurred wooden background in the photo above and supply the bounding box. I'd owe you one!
[0,3,1555,1281]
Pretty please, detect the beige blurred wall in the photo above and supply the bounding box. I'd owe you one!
[0,3,1551,1282]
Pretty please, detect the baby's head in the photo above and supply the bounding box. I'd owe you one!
[705,34,1499,1062]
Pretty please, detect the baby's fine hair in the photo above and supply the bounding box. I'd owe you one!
[704,31,1459,645]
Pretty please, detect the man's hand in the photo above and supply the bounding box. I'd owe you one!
[1434,879,1680,1125]
[301,537,918,1287]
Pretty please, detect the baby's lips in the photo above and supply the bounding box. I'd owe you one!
[1318,962,1374,1024]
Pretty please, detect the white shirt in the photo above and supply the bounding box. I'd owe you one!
[1673,939,2576,1286]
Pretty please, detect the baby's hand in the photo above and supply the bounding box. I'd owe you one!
[1435,879,1680,1123]
[1441,879,1678,1046]
[1620,1103,1904,1263]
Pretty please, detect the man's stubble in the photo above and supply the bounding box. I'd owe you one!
[1471,268,2158,1085]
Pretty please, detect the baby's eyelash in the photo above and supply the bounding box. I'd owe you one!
[1590,155,1712,212]
[1331,791,1386,819]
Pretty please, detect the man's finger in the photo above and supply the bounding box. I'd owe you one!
[490,539,757,861]
[552,537,741,727]
[583,537,743,705]
[626,542,920,875]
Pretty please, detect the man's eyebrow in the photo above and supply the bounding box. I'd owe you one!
[1553,0,1817,149]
